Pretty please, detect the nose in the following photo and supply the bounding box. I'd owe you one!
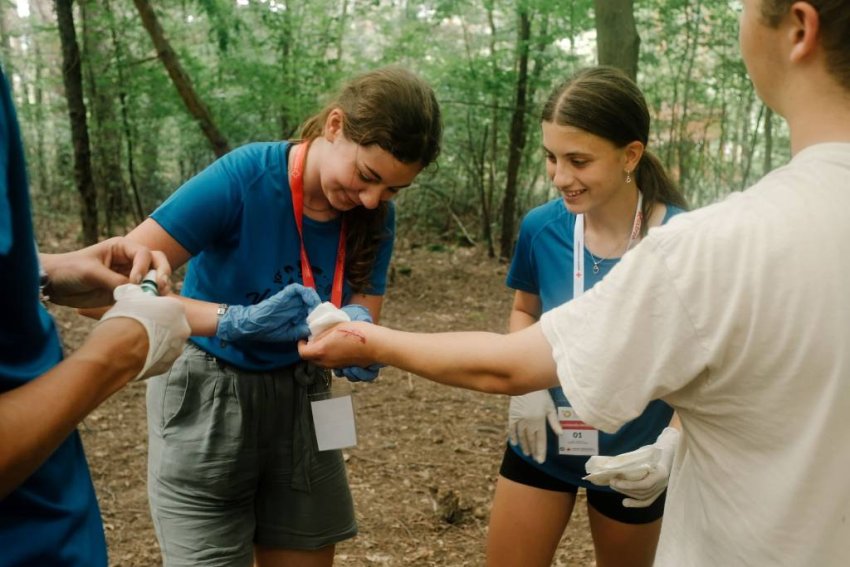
[552,162,574,190]
[359,186,383,210]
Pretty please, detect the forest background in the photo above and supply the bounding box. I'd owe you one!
[2,1,786,565]
[3,0,783,255]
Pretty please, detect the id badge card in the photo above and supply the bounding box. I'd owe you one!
[557,406,598,456]
[310,382,357,451]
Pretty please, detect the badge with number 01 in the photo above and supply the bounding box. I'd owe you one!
[311,392,357,451]
[557,406,599,456]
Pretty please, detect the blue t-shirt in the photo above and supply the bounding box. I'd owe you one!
[151,142,395,371]
[0,69,107,566]
[506,198,685,488]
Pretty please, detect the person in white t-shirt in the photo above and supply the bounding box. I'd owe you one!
[299,1,850,565]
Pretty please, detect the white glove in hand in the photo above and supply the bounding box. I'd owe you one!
[607,427,680,508]
[99,284,190,380]
[507,389,563,464]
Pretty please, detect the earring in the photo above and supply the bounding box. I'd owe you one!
[625,170,632,184]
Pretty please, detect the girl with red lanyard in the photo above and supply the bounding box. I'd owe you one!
[125,66,441,567]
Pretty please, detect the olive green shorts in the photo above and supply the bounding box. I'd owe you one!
[146,344,356,567]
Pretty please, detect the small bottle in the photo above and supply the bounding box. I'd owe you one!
[140,269,159,296]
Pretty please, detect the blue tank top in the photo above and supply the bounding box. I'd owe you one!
[506,198,685,488]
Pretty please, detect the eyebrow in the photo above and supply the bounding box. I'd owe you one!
[364,163,412,190]
[542,146,593,159]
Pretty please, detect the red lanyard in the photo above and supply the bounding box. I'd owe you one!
[289,141,347,307]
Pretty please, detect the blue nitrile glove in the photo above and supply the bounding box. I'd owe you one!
[216,283,321,342]
[333,303,384,382]
[340,303,373,323]
[334,364,384,382]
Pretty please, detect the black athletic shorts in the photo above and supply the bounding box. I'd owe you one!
[499,444,665,525]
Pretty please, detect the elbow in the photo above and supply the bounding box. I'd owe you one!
[474,372,535,396]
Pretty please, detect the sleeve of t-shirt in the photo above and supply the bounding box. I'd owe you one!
[539,220,712,433]
[151,144,264,255]
[505,214,539,294]
[362,202,396,295]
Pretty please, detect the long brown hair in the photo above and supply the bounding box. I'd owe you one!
[299,66,442,292]
[541,66,688,233]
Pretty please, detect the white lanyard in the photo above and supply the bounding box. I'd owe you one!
[572,191,643,299]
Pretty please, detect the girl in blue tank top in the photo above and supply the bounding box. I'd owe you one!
[489,67,689,567]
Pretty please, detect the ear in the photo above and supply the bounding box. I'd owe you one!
[323,108,345,141]
[787,2,820,63]
[623,141,645,172]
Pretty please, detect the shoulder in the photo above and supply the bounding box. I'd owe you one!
[520,198,571,237]
[221,142,287,171]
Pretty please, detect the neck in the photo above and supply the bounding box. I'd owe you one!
[583,186,640,253]
[291,140,338,219]
[782,73,850,156]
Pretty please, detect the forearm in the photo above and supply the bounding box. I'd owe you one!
[366,323,558,395]
[80,293,218,337]
[508,309,538,333]
[0,320,147,497]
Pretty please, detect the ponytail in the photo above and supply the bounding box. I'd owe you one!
[635,150,689,236]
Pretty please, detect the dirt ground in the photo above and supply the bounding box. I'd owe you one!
[52,243,597,566]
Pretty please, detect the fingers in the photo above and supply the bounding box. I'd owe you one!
[532,425,547,464]
[106,237,173,293]
[518,423,533,459]
[149,250,173,295]
[508,422,520,447]
[621,492,660,508]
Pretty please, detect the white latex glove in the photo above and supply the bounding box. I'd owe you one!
[507,389,563,464]
[601,427,680,508]
[584,444,661,486]
[98,284,190,380]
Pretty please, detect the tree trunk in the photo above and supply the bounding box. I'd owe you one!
[498,8,531,261]
[81,0,128,234]
[593,0,639,82]
[132,0,230,157]
[55,0,98,244]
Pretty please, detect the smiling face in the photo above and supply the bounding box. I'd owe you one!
[542,121,639,215]
[318,109,422,212]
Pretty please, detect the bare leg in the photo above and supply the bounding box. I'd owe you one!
[254,544,335,567]
[485,475,576,567]
[587,503,662,567]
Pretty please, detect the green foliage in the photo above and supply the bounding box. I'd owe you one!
[7,0,784,245]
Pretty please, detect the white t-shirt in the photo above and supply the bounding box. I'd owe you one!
[540,143,850,566]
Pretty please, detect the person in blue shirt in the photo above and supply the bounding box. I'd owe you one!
[490,67,689,567]
[124,66,442,567]
[0,65,189,566]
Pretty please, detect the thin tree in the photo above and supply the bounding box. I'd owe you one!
[132,0,230,157]
[55,0,98,244]
[498,7,531,261]
[593,0,639,81]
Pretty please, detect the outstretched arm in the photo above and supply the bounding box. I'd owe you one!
[299,321,560,395]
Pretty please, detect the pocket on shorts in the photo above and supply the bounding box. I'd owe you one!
[147,345,213,435]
